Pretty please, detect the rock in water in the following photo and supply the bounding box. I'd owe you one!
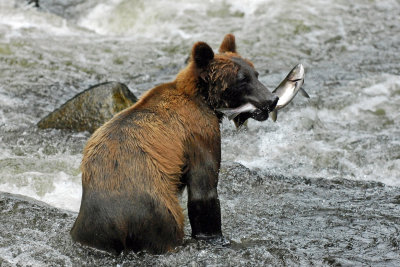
[37,82,137,133]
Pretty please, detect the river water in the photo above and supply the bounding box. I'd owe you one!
[0,0,399,262]
[1,0,399,212]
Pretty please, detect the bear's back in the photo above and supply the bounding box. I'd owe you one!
[81,83,190,191]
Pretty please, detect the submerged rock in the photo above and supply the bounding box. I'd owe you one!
[37,82,137,133]
[1,162,400,266]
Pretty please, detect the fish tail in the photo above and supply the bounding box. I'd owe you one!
[227,112,241,120]
[270,110,278,122]
[217,109,241,120]
[300,87,310,98]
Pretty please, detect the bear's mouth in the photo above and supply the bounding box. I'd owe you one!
[232,108,269,127]
[221,100,277,127]
[249,96,278,121]
[250,108,269,121]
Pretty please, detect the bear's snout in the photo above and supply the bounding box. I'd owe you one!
[268,95,279,112]
[250,95,279,121]
[255,94,279,113]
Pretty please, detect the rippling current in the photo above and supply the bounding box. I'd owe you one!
[0,0,399,214]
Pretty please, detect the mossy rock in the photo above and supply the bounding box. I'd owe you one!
[38,82,137,133]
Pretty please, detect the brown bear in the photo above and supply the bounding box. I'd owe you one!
[70,34,278,254]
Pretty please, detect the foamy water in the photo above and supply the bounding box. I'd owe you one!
[221,73,400,186]
[0,0,399,211]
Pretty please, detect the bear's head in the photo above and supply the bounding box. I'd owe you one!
[191,34,278,127]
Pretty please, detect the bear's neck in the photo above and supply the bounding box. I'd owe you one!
[175,66,223,122]
[197,79,224,122]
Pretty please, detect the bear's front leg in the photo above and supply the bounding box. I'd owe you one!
[188,187,222,239]
[186,155,222,239]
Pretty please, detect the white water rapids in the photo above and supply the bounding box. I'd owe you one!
[0,0,399,212]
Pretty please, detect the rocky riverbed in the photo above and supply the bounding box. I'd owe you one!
[1,162,399,266]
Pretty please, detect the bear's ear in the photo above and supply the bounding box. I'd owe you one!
[219,34,236,54]
[192,41,214,69]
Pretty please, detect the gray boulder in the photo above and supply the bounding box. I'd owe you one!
[37,82,137,133]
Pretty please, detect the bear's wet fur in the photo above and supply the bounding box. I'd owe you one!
[70,34,278,254]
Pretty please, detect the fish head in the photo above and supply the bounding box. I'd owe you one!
[286,63,305,83]
[272,63,305,110]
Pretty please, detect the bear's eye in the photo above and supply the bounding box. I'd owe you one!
[237,72,249,83]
